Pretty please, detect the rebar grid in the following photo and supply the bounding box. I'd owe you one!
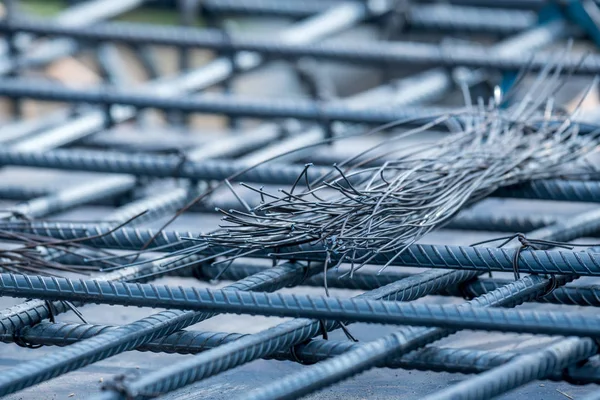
[1,1,600,399]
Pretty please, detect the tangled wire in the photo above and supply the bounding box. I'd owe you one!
[199,62,600,275]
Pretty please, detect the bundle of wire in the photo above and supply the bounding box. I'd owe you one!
[200,67,600,274]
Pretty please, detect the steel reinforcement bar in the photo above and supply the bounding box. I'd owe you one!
[4,217,600,275]
[5,321,600,385]
[0,18,591,74]
[0,148,597,203]
[2,273,600,338]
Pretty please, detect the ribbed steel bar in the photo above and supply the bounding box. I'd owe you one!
[0,249,207,337]
[495,180,600,202]
[224,195,600,399]
[5,273,600,358]
[197,262,600,307]
[446,211,558,232]
[104,65,444,224]
[7,321,600,385]
[15,266,476,400]
[0,0,380,376]
[5,214,600,275]
[202,0,537,35]
[244,332,596,400]
[1,18,589,74]
[7,2,373,230]
[225,200,594,399]
[0,14,584,396]
[0,79,447,124]
[0,261,329,397]
[0,148,598,204]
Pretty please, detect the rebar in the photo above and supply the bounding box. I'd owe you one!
[0,147,598,203]
[197,261,600,307]
[4,272,600,338]
[88,190,600,399]
[2,18,590,75]
[422,337,597,399]
[0,78,448,124]
[202,0,537,34]
[7,321,600,385]
[6,217,600,275]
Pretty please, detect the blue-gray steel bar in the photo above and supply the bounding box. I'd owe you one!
[76,194,600,399]
[202,0,537,35]
[0,267,480,398]
[198,261,600,307]
[6,321,600,385]
[0,7,387,395]
[0,261,328,396]
[0,78,448,124]
[422,338,595,399]
[188,200,598,399]
[0,175,137,220]
[1,18,589,74]
[3,272,600,339]
[0,147,598,203]
[4,215,600,274]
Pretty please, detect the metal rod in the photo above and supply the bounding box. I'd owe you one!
[95,191,596,399]
[5,218,600,275]
[0,147,596,203]
[0,18,588,74]
[3,272,599,339]
[182,1,539,35]
[9,3,376,150]
[0,78,448,124]
[0,175,137,220]
[6,321,600,385]
[197,262,600,307]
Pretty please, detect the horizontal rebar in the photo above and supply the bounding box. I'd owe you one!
[1,19,579,74]
[0,78,446,125]
[6,321,600,385]
[447,210,558,232]
[225,200,594,400]
[0,147,596,203]
[4,217,600,275]
[203,0,536,34]
[3,273,600,339]
[198,262,600,307]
